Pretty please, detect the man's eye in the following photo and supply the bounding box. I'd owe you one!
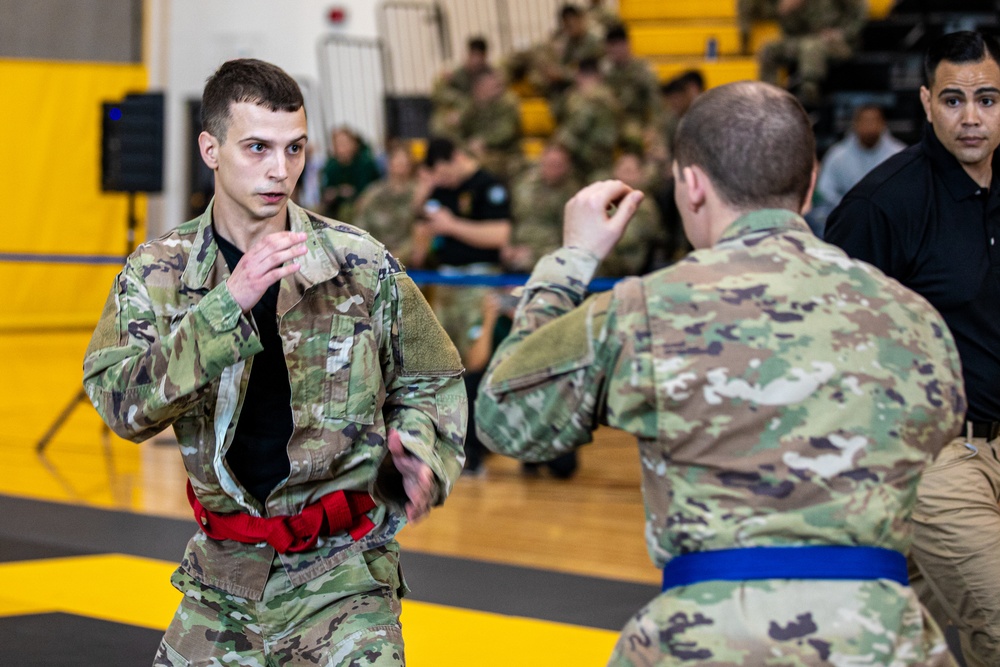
[982,98,997,107]
[289,144,302,154]
[945,98,961,107]
[249,143,265,153]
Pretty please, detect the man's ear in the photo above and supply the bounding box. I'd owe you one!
[683,165,708,211]
[919,85,933,125]
[802,161,818,215]
[198,131,220,170]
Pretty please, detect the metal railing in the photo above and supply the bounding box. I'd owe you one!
[316,35,388,150]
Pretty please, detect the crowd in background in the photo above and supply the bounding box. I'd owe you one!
[291,0,896,476]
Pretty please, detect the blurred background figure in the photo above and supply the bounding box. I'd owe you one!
[586,0,620,38]
[320,126,381,222]
[598,150,666,277]
[502,141,581,273]
[535,3,605,101]
[458,69,523,185]
[757,0,867,106]
[352,140,420,261]
[603,23,663,153]
[658,69,705,159]
[809,104,905,235]
[554,57,620,181]
[430,36,493,140]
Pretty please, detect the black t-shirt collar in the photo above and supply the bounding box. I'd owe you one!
[922,123,1000,201]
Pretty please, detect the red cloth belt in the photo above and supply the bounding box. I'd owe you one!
[186,481,377,554]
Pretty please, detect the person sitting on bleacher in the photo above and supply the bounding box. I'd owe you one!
[603,24,663,154]
[534,4,605,103]
[586,0,620,38]
[502,141,581,273]
[458,69,523,185]
[430,36,493,141]
[757,0,867,106]
[657,70,705,163]
[553,57,621,181]
[352,140,420,263]
[598,150,667,277]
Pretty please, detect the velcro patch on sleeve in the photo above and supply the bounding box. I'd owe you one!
[490,292,609,386]
[85,283,123,357]
[396,274,463,376]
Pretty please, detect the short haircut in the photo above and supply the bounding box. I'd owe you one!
[424,137,458,168]
[605,24,628,43]
[577,57,601,76]
[202,58,304,141]
[924,31,1000,87]
[468,36,488,54]
[560,4,582,20]
[674,81,815,211]
[853,103,885,120]
[660,69,705,95]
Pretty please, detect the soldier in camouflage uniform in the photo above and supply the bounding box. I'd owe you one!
[598,152,665,277]
[458,69,523,185]
[603,24,663,152]
[353,141,419,262]
[82,59,466,666]
[532,4,605,103]
[502,142,581,273]
[477,82,964,665]
[758,0,867,105]
[430,36,493,141]
[554,57,621,181]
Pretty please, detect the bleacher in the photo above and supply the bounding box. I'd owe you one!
[517,0,993,159]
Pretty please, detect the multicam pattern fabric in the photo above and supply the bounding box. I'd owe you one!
[352,181,417,258]
[477,209,966,665]
[554,83,622,180]
[154,544,406,667]
[83,200,466,601]
[510,167,582,266]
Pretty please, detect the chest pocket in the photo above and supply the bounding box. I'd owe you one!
[324,315,379,424]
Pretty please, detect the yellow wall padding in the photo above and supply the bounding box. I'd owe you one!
[0,60,148,331]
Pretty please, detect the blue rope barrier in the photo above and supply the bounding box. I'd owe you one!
[0,254,621,291]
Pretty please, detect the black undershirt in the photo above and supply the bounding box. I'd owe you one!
[215,230,293,504]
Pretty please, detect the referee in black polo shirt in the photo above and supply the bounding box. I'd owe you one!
[826,31,1000,667]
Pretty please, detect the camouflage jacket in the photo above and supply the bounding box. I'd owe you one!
[779,0,867,43]
[83,201,466,600]
[459,91,523,155]
[353,180,417,258]
[510,167,581,265]
[478,209,964,568]
[554,83,621,179]
[602,58,663,127]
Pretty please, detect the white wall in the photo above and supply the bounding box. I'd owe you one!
[146,0,381,237]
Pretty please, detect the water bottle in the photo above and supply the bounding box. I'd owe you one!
[706,36,719,61]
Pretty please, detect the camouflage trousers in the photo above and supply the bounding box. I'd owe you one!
[607,579,956,666]
[153,543,406,666]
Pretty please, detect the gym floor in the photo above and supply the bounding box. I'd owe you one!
[0,330,659,666]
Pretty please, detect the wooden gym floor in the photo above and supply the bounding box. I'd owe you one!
[0,329,659,666]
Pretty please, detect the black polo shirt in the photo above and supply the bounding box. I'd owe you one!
[429,168,510,266]
[826,125,1000,422]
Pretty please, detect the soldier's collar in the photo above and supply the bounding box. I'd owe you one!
[716,209,810,245]
[181,200,339,290]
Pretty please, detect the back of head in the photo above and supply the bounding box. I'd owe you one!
[924,31,1000,87]
[202,58,304,141]
[468,36,488,56]
[560,3,582,21]
[424,137,458,168]
[674,81,815,211]
[605,24,628,44]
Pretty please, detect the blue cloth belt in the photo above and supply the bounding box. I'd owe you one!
[661,546,909,591]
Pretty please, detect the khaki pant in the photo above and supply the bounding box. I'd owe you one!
[909,436,1000,667]
[154,544,406,666]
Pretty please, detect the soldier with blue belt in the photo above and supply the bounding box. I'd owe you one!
[477,81,965,665]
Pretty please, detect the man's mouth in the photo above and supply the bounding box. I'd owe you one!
[259,192,286,204]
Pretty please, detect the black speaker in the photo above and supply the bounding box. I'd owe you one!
[101,92,165,193]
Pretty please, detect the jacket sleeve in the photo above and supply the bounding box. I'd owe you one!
[82,255,262,442]
[476,247,651,461]
[378,255,467,504]
[825,193,910,279]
